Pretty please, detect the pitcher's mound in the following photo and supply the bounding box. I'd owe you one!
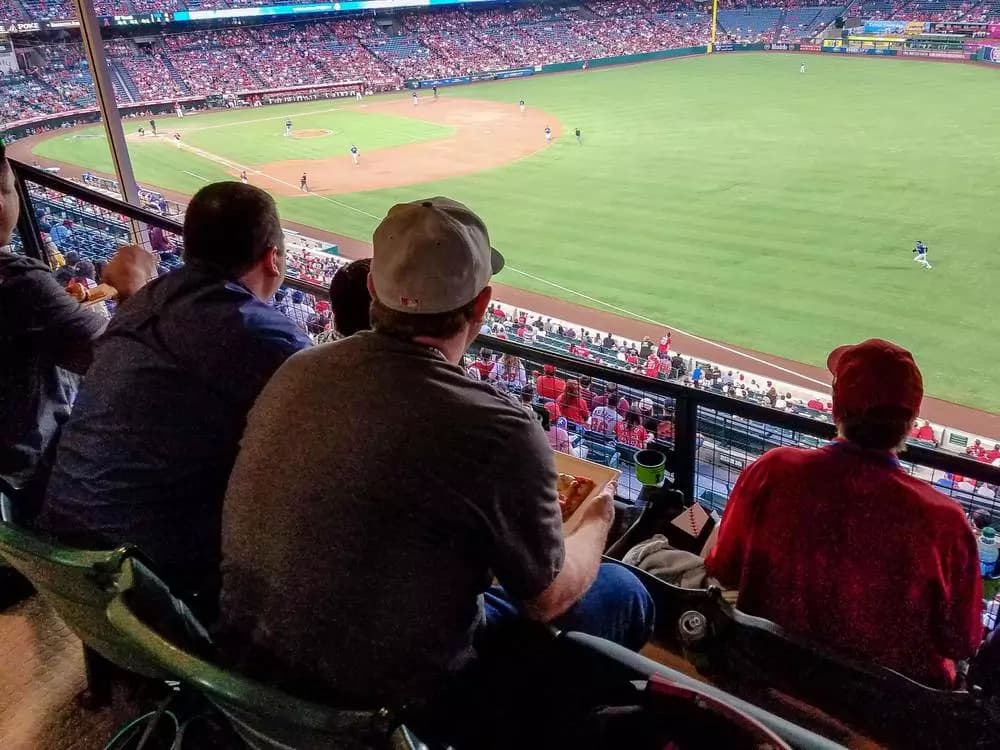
[293,129,332,139]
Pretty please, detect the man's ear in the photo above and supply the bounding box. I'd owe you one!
[472,286,492,320]
[265,245,282,277]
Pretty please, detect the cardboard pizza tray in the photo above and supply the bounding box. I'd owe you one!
[554,451,621,534]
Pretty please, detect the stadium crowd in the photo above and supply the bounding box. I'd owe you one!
[8,0,1000,124]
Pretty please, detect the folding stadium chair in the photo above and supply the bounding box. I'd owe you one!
[0,520,172,704]
[550,630,845,750]
[107,557,429,750]
[609,556,998,750]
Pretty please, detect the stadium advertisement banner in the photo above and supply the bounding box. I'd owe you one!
[900,48,969,59]
[762,43,800,51]
[927,21,987,35]
[822,45,898,56]
[715,42,767,52]
[987,46,1000,63]
[990,23,1000,37]
[172,0,492,22]
[410,67,534,89]
[863,20,907,35]
[800,43,822,52]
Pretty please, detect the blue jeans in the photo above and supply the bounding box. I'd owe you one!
[483,562,655,651]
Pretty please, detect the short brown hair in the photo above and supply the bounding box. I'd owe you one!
[371,296,479,340]
[183,182,282,276]
[839,407,914,451]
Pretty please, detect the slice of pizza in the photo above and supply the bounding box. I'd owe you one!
[557,473,596,521]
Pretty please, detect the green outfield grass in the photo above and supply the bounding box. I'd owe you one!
[30,54,1000,411]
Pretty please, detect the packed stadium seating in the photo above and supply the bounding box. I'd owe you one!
[8,0,1000,126]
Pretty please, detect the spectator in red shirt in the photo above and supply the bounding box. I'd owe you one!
[615,410,650,449]
[707,339,982,688]
[468,349,496,380]
[986,444,1000,464]
[592,383,628,414]
[625,349,639,367]
[967,439,986,460]
[643,354,661,379]
[535,364,566,400]
[557,379,590,425]
[911,420,936,444]
[656,333,671,357]
[578,375,596,410]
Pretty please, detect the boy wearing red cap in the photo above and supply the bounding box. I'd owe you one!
[707,339,982,688]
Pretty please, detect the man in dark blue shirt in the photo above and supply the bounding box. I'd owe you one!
[38,182,311,606]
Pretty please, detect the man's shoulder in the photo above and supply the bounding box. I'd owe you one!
[0,251,51,283]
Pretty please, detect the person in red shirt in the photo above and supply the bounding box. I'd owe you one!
[643,354,660,379]
[656,333,671,357]
[467,350,496,380]
[658,355,672,380]
[912,420,936,443]
[706,339,981,688]
[556,379,590,425]
[535,364,566,400]
[625,349,639,367]
[615,410,650,449]
[578,376,596,410]
[592,383,630,416]
[967,439,986,460]
[986,444,1000,464]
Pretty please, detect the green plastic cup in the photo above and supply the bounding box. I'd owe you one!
[635,449,666,487]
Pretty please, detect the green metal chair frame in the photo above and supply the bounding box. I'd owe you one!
[107,558,426,750]
[0,520,169,682]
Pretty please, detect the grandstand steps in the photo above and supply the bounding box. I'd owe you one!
[159,55,192,95]
[108,59,138,104]
[774,9,788,39]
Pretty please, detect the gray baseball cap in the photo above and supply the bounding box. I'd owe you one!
[372,197,504,314]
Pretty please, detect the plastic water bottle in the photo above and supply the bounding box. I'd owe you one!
[979,527,998,577]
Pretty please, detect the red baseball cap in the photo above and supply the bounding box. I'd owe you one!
[827,339,923,420]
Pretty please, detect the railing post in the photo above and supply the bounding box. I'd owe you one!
[672,395,699,501]
[72,0,146,252]
[12,167,46,264]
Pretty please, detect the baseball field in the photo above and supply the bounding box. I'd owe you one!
[27,53,1000,413]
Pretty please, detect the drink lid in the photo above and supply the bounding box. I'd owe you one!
[983,527,996,540]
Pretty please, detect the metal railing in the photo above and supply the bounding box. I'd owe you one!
[10,157,1000,518]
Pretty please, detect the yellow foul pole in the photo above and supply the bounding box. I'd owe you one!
[709,0,719,54]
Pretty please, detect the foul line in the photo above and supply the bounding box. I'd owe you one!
[503,266,830,388]
[174,137,827,388]
[182,170,209,182]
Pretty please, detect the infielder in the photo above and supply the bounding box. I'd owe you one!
[300,173,309,192]
[544,126,552,144]
[240,170,248,184]
[519,99,525,114]
[350,144,359,165]
[285,119,293,137]
[412,91,419,106]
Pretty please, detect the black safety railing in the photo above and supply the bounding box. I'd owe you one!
[9,157,1000,517]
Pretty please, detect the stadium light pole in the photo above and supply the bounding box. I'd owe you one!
[72,0,143,208]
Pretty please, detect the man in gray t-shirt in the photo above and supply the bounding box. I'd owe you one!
[220,197,653,712]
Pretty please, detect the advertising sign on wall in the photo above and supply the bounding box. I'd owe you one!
[900,48,968,59]
[863,20,907,34]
